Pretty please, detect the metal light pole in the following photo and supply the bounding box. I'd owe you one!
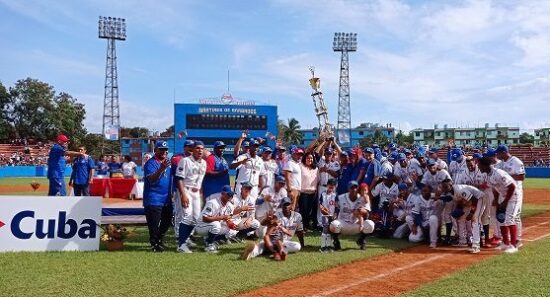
[99,16,126,147]
[333,32,357,146]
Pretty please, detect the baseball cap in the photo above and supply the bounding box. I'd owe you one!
[484,148,496,158]
[276,145,286,151]
[325,147,333,154]
[382,172,394,179]
[363,147,374,154]
[348,180,359,189]
[340,151,349,157]
[427,159,437,167]
[57,134,70,143]
[327,178,337,186]
[292,147,305,155]
[213,141,226,148]
[398,183,408,191]
[372,144,380,149]
[275,175,286,184]
[193,140,205,147]
[388,143,397,150]
[495,144,509,153]
[221,185,234,196]
[388,151,399,160]
[242,141,250,147]
[241,181,253,188]
[472,153,483,160]
[250,139,261,146]
[381,152,388,158]
[397,153,406,161]
[429,147,438,153]
[359,182,369,191]
[404,149,412,155]
[262,146,273,153]
[155,140,169,150]
[450,148,463,161]
[282,197,292,206]
[184,140,194,147]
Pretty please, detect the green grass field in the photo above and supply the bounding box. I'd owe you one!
[0,177,549,297]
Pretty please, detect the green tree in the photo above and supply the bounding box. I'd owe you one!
[52,92,87,149]
[0,82,13,138]
[395,131,414,146]
[280,118,303,145]
[80,133,119,159]
[161,125,174,137]
[120,127,150,138]
[519,132,534,144]
[9,78,57,139]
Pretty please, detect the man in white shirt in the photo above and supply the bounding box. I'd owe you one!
[421,159,452,244]
[283,147,304,210]
[428,147,448,171]
[231,182,261,240]
[261,146,278,190]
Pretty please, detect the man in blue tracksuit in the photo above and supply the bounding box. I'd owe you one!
[69,145,95,196]
[47,134,86,196]
[202,140,230,201]
[143,140,173,252]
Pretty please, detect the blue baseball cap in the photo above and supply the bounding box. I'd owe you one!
[325,147,334,154]
[404,149,412,155]
[348,180,359,189]
[327,178,337,186]
[194,140,205,147]
[340,151,349,157]
[388,143,397,150]
[381,152,388,158]
[282,197,292,206]
[495,144,509,153]
[450,148,463,161]
[484,148,496,158]
[242,141,250,147]
[364,147,375,154]
[250,139,261,146]
[473,153,483,159]
[382,172,394,179]
[388,151,399,160]
[398,183,408,191]
[275,175,286,184]
[429,147,438,153]
[427,159,437,167]
[397,153,406,161]
[184,140,194,147]
[155,140,169,149]
[213,141,226,148]
[372,144,380,149]
[262,146,273,153]
[241,181,253,188]
[221,185,234,196]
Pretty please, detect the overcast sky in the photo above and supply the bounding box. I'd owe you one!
[1,0,550,134]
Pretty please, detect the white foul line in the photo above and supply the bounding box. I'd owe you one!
[523,221,549,232]
[525,233,550,242]
[309,254,446,297]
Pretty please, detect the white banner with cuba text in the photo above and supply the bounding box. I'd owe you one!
[0,196,102,252]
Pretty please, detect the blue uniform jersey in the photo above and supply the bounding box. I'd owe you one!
[337,164,353,195]
[202,154,230,198]
[71,155,95,185]
[349,158,367,182]
[143,157,172,207]
[47,144,66,179]
[108,162,122,173]
[364,159,381,185]
[96,161,109,175]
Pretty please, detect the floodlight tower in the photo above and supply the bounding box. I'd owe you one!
[98,16,126,141]
[333,32,357,145]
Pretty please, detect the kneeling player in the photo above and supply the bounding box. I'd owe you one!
[408,184,442,248]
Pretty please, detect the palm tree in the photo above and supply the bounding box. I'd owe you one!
[281,118,303,146]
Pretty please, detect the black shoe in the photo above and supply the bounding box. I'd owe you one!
[333,237,341,251]
[356,233,367,250]
[151,245,163,253]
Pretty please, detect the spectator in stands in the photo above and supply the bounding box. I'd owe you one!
[108,155,123,177]
[69,146,95,196]
[47,134,86,196]
[122,155,138,179]
[96,155,110,176]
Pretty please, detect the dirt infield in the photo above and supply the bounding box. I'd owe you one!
[524,189,550,204]
[0,184,46,193]
[238,207,550,297]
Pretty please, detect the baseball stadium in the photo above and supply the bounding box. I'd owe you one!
[2,2,550,297]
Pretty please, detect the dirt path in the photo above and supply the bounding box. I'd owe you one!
[238,210,550,297]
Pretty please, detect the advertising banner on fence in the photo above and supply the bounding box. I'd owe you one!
[0,196,102,252]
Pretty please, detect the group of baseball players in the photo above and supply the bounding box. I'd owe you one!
[142,132,525,259]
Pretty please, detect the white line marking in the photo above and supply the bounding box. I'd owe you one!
[522,221,549,231]
[309,254,446,297]
[525,233,550,242]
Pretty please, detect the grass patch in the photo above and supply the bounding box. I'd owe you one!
[523,178,550,189]
[0,230,414,297]
[522,203,550,217]
[404,236,550,297]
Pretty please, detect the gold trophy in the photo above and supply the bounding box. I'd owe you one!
[309,66,334,140]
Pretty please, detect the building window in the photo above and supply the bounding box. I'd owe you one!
[359,131,364,136]
[415,132,420,137]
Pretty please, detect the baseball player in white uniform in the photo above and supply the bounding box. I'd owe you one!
[448,148,467,181]
[428,147,448,171]
[319,179,338,252]
[261,146,278,190]
[174,141,207,253]
[255,175,288,238]
[478,157,520,254]
[371,173,399,210]
[230,140,265,202]
[440,180,486,253]
[195,185,238,253]
[495,145,525,247]
[242,198,305,260]
[329,181,375,250]
[422,159,453,244]
[408,184,442,248]
[231,182,261,239]
[483,148,503,245]
[317,147,341,227]
[393,183,420,239]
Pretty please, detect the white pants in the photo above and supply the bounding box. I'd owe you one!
[317,185,327,227]
[234,183,259,203]
[393,222,410,239]
[502,199,520,227]
[174,188,202,225]
[407,215,439,244]
[329,219,375,235]
[487,189,501,238]
[195,221,237,238]
[456,208,472,245]
[442,200,456,224]
[516,191,523,239]
[234,218,261,231]
[248,240,302,258]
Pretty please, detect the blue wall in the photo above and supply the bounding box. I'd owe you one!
[525,167,550,178]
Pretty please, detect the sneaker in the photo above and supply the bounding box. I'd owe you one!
[356,238,366,250]
[280,251,287,261]
[177,244,192,254]
[204,244,218,253]
[504,245,518,254]
[497,242,509,251]
[429,242,437,249]
[186,239,198,248]
[489,237,502,246]
[151,245,163,253]
[470,245,481,254]
[319,247,328,253]
[241,242,256,261]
